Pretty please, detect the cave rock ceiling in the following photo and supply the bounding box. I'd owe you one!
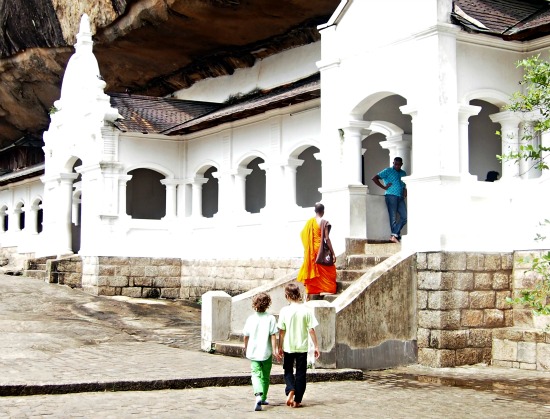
[0,0,339,149]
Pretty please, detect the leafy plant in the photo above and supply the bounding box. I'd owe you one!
[49,105,59,115]
[506,251,550,316]
[497,54,550,172]
[500,55,550,318]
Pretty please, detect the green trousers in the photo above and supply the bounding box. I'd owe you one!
[250,357,273,400]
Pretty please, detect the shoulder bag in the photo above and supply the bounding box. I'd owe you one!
[315,219,334,266]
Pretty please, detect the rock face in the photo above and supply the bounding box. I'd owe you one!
[0,0,339,149]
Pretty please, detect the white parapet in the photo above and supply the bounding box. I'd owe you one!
[201,290,232,352]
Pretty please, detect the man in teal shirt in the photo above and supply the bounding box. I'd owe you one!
[372,157,407,243]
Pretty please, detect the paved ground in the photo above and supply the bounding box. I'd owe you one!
[1,274,550,418]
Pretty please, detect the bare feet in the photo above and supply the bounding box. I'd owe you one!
[292,402,302,408]
[390,235,399,243]
[286,390,295,406]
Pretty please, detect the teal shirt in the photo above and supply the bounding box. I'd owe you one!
[377,166,407,197]
[277,302,318,353]
[243,312,278,361]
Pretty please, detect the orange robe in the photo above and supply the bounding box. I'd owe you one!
[296,217,337,294]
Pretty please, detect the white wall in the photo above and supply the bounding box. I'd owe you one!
[173,42,321,103]
[0,178,45,251]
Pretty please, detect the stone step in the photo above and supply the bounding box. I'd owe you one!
[346,255,388,270]
[23,270,47,280]
[345,239,400,256]
[214,339,245,358]
[336,280,354,293]
[337,270,365,282]
[364,242,401,256]
[214,337,283,364]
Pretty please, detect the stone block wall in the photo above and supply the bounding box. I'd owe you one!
[416,252,513,368]
[181,258,302,300]
[49,257,82,288]
[492,328,550,370]
[82,256,182,299]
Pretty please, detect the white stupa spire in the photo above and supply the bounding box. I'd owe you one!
[75,13,93,52]
[57,13,103,107]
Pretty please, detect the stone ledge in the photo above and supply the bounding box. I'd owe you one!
[0,368,363,397]
[492,327,549,342]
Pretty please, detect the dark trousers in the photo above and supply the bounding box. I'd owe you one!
[283,351,308,403]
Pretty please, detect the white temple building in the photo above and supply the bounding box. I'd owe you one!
[0,0,549,282]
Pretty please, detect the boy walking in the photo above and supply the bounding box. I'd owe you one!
[277,283,320,408]
[243,292,280,411]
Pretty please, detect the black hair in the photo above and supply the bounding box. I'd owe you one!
[314,202,325,214]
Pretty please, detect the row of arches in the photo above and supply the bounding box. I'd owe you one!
[354,93,523,188]
[0,200,43,234]
[126,146,321,220]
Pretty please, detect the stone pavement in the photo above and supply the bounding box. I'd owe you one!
[1,275,550,418]
[0,275,358,396]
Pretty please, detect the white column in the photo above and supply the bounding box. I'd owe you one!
[118,175,132,218]
[283,158,304,208]
[161,179,179,219]
[190,177,208,218]
[233,168,252,214]
[340,125,365,185]
[41,173,78,256]
[212,171,233,217]
[458,104,481,177]
[489,111,521,179]
[400,105,436,176]
[380,135,412,172]
[12,207,22,232]
[98,162,124,217]
[259,162,284,214]
[27,204,39,234]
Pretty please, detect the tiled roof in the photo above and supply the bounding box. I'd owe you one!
[161,73,320,135]
[453,0,550,40]
[108,73,320,136]
[0,163,44,186]
[109,94,222,134]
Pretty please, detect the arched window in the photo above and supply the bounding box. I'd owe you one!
[468,99,502,180]
[202,166,219,218]
[17,203,25,230]
[36,201,43,234]
[296,146,321,208]
[126,168,166,220]
[245,157,266,214]
[0,206,7,232]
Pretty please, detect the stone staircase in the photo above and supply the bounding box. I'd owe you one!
[212,239,401,358]
[23,257,54,281]
[22,256,82,287]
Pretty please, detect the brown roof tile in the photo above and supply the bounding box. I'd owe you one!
[453,0,550,40]
[109,94,222,134]
[161,73,320,135]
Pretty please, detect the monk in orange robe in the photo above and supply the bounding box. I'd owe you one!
[297,203,337,298]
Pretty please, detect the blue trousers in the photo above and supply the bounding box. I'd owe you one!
[385,194,407,239]
[283,351,308,403]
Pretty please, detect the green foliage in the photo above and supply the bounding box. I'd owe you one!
[500,56,550,319]
[498,54,550,171]
[224,88,263,105]
[506,251,550,316]
[48,105,59,115]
